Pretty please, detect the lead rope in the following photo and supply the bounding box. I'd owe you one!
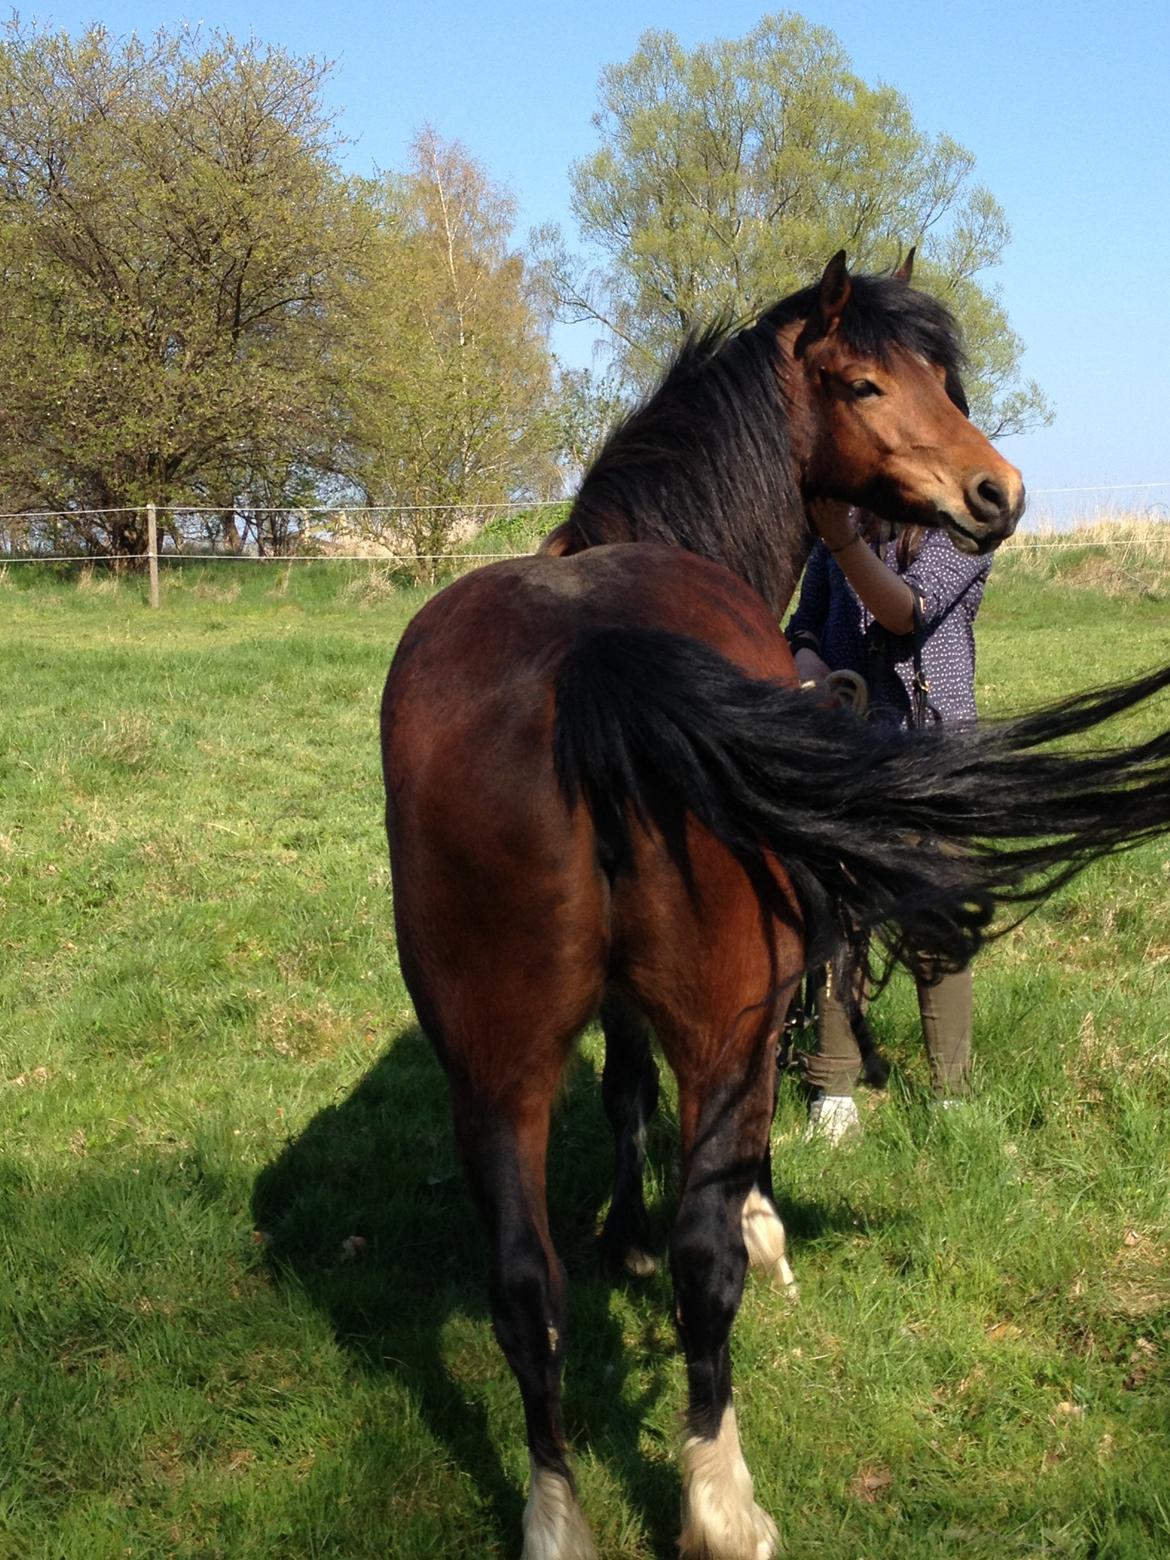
[910,591,930,730]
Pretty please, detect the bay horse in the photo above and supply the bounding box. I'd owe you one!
[380,254,1170,1559]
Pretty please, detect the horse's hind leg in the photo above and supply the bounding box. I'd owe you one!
[451,1075,599,1560]
[389,764,606,1556]
[670,1047,780,1560]
[599,991,659,1278]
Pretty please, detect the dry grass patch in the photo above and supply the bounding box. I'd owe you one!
[1102,1232,1170,1317]
[1002,517,1170,597]
[81,712,159,770]
[76,564,122,596]
[191,576,242,603]
[258,998,354,1060]
[339,564,401,607]
[1069,1009,1169,1091]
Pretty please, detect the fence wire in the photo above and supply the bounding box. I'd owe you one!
[0,492,1167,569]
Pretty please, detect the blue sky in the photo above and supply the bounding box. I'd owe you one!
[39,0,1170,525]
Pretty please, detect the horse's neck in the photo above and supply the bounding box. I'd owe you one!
[559,323,816,616]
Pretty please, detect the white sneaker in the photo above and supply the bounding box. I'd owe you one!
[804,1093,861,1146]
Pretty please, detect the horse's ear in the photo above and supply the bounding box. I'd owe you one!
[818,250,851,333]
[894,245,916,285]
[538,519,585,558]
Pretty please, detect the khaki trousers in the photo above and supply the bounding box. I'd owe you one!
[801,955,972,1099]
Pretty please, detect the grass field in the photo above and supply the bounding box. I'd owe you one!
[1,534,1169,1559]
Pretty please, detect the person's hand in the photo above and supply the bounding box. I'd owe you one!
[807,499,859,556]
[794,647,831,685]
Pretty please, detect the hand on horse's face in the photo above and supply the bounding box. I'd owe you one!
[808,499,859,553]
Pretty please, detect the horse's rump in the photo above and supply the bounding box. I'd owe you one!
[381,546,804,1075]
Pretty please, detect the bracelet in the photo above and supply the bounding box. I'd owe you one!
[828,535,861,555]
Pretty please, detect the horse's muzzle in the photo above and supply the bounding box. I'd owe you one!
[943,470,1026,553]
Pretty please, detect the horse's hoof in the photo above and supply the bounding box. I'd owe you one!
[680,1408,778,1560]
[522,1463,599,1559]
[624,1246,658,1277]
[774,1254,799,1301]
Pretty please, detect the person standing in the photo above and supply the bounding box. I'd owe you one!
[786,500,993,1142]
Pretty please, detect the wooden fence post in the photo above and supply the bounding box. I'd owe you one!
[147,502,159,609]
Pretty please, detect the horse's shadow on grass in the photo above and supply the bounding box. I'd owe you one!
[251,1026,893,1556]
[251,1025,679,1552]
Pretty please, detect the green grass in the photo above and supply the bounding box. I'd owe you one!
[1,551,1168,1558]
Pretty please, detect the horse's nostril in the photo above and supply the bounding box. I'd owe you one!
[968,471,1013,521]
[977,477,1006,512]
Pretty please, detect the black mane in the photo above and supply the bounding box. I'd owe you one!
[570,272,967,615]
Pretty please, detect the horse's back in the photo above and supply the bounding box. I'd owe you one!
[382,544,794,769]
[381,547,794,852]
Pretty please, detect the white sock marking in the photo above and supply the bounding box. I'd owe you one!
[680,1405,778,1559]
[741,1189,798,1297]
[522,1461,598,1560]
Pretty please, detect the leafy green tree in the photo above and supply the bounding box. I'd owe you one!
[0,20,365,554]
[547,366,629,490]
[534,13,1050,437]
[342,131,559,571]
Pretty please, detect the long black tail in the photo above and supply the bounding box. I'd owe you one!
[553,627,1170,975]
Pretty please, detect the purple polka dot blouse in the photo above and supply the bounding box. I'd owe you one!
[785,528,992,727]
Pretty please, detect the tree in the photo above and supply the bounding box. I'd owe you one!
[546,366,629,491]
[340,131,559,572]
[534,13,1050,438]
[0,20,365,554]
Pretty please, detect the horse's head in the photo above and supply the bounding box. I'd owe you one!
[784,251,1024,554]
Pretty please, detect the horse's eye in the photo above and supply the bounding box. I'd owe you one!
[851,379,882,399]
